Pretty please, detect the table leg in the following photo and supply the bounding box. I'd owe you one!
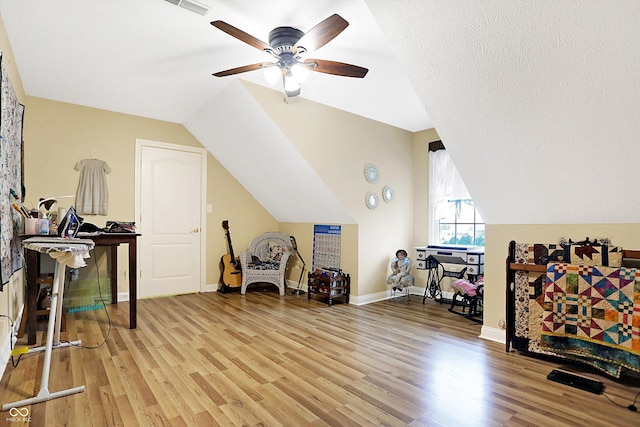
[129,238,137,329]
[26,249,38,345]
[110,245,118,305]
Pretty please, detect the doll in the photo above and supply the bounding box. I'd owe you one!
[386,249,415,291]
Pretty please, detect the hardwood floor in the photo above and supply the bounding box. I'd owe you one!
[2,290,639,426]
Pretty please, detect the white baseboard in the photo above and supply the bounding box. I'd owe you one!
[285,279,305,292]
[202,283,219,293]
[349,290,388,305]
[117,282,237,300]
[0,306,24,382]
[117,282,220,301]
[480,325,506,344]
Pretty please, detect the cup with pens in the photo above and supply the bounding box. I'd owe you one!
[9,188,44,235]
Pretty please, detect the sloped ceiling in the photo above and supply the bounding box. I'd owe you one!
[2,1,639,225]
[0,0,431,132]
[367,0,640,224]
[185,79,356,224]
[0,0,430,225]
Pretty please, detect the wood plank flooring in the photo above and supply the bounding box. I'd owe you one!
[2,290,640,426]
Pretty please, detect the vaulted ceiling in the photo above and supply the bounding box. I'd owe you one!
[0,0,431,132]
[2,1,639,224]
[367,1,640,224]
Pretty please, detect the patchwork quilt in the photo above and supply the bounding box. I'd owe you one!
[513,244,554,353]
[568,245,623,268]
[540,263,640,376]
[511,243,637,377]
[516,242,623,266]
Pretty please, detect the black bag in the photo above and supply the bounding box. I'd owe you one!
[105,221,136,233]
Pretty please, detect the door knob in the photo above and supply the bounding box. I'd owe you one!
[191,228,200,233]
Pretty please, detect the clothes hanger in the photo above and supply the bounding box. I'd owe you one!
[90,150,97,159]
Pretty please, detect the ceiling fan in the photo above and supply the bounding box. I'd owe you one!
[210,14,368,97]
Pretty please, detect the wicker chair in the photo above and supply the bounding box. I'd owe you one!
[239,232,292,296]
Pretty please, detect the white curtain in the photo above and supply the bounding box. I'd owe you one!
[429,149,470,244]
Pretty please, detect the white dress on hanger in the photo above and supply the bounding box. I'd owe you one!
[74,158,111,215]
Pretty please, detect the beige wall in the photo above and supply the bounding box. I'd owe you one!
[246,81,415,300]
[22,96,278,292]
[0,22,24,101]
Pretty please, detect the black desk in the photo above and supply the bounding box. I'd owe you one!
[23,233,140,345]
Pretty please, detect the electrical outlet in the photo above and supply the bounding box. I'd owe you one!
[206,204,212,213]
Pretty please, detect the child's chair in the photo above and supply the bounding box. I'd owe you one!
[387,255,414,304]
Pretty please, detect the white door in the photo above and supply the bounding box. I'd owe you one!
[136,140,206,298]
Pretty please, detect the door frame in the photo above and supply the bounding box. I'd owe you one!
[135,138,208,294]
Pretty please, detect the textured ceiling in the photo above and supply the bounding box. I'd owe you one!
[0,0,434,224]
[0,0,432,132]
[3,1,639,225]
[369,0,640,224]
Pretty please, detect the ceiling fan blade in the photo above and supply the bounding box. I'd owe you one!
[292,14,349,54]
[213,62,273,77]
[304,59,369,78]
[211,20,272,52]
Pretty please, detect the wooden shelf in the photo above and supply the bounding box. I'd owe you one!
[307,271,350,306]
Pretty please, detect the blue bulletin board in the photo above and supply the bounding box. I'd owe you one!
[312,224,341,272]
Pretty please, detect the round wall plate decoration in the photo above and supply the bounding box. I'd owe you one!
[382,185,395,203]
[364,164,379,183]
[365,192,379,210]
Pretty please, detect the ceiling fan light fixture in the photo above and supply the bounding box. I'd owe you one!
[284,73,301,94]
[263,66,281,85]
[285,87,301,98]
[290,63,310,83]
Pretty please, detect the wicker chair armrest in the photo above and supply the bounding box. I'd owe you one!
[239,250,251,266]
[277,251,292,271]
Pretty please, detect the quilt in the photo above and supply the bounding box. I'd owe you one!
[512,243,556,354]
[540,263,640,377]
[568,245,623,268]
[511,243,633,376]
[0,53,25,289]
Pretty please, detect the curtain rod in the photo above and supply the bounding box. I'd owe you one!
[428,140,445,152]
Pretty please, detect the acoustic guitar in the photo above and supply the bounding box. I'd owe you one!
[219,220,242,293]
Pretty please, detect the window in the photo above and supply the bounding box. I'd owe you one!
[437,199,485,246]
[429,143,484,246]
